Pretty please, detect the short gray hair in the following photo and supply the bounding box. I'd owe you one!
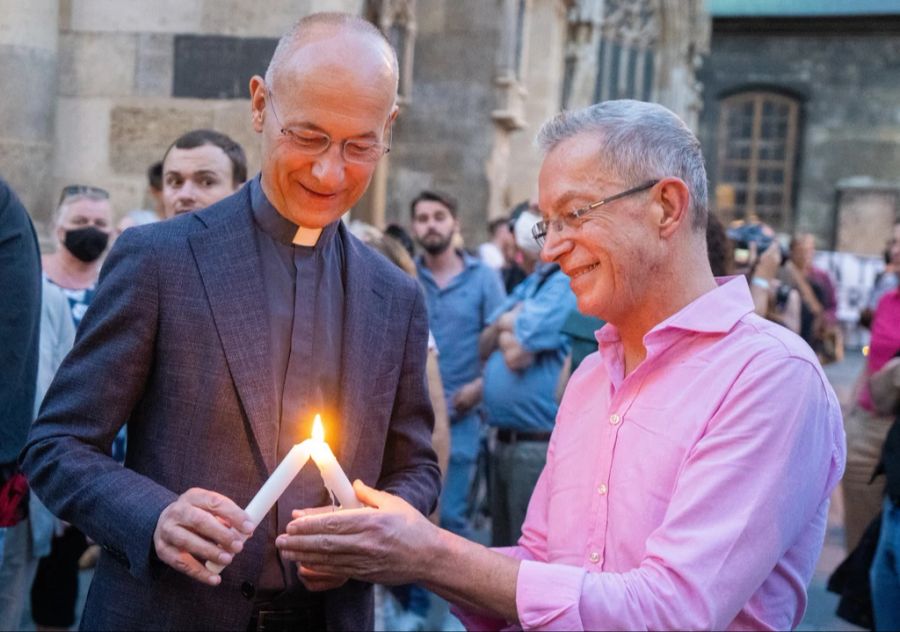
[537,100,709,230]
[264,12,399,95]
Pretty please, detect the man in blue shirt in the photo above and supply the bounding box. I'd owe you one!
[411,190,506,539]
[479,208,576,546]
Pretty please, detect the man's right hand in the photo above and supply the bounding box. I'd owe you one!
[153,488,254,586]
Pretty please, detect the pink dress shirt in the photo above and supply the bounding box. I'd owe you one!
[454,277,846,630]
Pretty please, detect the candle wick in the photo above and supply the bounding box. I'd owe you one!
[329,490,338,512]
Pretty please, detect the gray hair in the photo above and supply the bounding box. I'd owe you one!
[264,12,399,96]
[537,100,709,230]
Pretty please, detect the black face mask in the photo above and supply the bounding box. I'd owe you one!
[64,226,109,263]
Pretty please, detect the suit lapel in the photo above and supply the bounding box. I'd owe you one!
[338,227,389,471]
[189,196,278,472]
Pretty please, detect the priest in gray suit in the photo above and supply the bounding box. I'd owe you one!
[22,12,440,631]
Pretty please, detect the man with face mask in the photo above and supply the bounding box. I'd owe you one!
[41,185,114,328]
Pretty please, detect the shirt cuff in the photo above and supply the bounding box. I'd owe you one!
[516,559,586,630]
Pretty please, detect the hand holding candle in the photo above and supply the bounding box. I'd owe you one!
[205,413,360,575]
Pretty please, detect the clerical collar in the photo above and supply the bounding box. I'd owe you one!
[249,175,339,248]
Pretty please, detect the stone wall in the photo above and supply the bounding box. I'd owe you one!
[697,17,900,250]
[0,0,361,240]
[1,0,711,248]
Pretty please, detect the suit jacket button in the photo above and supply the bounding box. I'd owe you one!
[241,581,255,599]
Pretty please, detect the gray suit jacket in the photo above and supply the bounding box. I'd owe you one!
[21,185,440,630]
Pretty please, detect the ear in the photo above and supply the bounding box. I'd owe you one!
[249,75,266,133]
[655,177,691,239]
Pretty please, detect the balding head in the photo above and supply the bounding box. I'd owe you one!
[248,12,400,230]
[264,13,399,99]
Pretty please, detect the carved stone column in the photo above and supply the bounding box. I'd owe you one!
[359,0,417,227]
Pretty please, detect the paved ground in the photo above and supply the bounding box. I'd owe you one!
[20,351,869,631]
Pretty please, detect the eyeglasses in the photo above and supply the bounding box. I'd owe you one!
[266,88,391,165]
[58,184,109,205]
[532,180,659,248]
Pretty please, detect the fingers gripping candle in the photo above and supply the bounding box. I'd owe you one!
[205,440,311,575]
[205,414,359,575]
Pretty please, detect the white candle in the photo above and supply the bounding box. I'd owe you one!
[309,415,362,509]
[205,440,311,574]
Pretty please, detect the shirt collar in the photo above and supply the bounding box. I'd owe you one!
[249,175,339,248]
[596,275,755,347]
[416,249,482,274]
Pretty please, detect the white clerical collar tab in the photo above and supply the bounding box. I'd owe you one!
[293,226,323,246]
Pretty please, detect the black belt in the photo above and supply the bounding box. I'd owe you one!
[248,592,326,632]
[496,428,552,443]
[247,606,326,632]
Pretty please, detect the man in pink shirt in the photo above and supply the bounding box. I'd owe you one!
[279,100,846,630]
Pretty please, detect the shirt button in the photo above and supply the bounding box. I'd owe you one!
[609,413,621,425]
[589,552,600,563]
[597,483,608,495]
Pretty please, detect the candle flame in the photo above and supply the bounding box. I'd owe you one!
[312,414,324,442]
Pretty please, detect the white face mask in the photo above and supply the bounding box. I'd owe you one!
[513,210,542,257]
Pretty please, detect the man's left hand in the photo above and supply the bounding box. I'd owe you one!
[278,507,349,591]
[276,481,439,586]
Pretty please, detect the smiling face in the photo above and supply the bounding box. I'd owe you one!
[538,133,661,324]
[250,30,397,228]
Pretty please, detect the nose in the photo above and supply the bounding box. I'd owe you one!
[540,226,571,263]
[310,145,345,189]
[176,181,197,204]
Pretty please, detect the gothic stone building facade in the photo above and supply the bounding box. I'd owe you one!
[1,0,707,246]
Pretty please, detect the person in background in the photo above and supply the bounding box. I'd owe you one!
[868,348,900,631]
[724,220,801,334]
[41,184,114,329]
[146,161,165,218]
[29,185,114,631]
[478,215,511,271]
[0,178,41,571]
[384,222,416,259]
[861,224,900,329]
[0,280,74,630]
[410,189,505,542]
[478,208,576,547]
[843,228,900,552]
[115,209,160,236]
[781,232,840,360]
[160,129,247,218]
[500,202,529,292]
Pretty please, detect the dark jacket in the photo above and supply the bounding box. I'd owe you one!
[21,184,440,630]
[0,179,41,466]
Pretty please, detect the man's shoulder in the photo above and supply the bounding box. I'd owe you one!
[125,190,252,250]
[725,313,830,389]
[344,227,419,296]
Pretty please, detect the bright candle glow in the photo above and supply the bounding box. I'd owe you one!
[312,414,325,441]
